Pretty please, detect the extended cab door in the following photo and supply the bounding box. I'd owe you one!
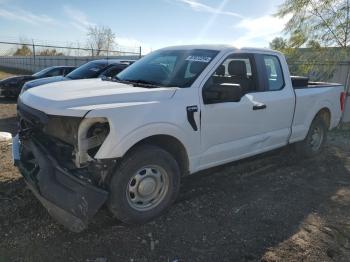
[198,52,295,170]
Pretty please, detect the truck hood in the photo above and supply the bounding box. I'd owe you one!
[23,76,67,89]
[0,75,33,82]
[20,79,177,116]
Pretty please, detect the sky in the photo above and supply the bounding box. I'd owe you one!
[0,0,288,54]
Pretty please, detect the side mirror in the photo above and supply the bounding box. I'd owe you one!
[203,83,242,104]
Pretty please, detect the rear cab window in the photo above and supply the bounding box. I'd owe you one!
[262,55,285,91]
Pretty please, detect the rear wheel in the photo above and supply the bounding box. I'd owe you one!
[295,115,328,157]
[107,145,181,224]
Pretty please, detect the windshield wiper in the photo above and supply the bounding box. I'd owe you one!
[128,79,162,88]
[111,77,162,88]
[106,77,136,86]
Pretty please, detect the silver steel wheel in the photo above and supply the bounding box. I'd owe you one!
[126,165,169,211]
[309,126,324,151]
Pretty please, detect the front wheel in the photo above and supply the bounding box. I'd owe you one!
[295,116,328,157]
[107,145,181,224]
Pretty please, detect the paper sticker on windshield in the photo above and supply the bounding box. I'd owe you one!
[186,56,212,63]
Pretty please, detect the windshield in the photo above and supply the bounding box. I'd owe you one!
[116,49,219,88]
[32,67,54,77]
[67,61,108,79]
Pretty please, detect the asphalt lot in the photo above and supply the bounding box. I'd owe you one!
[0,79,350,261]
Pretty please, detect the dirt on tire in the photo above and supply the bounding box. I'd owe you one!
[0,97,350,262]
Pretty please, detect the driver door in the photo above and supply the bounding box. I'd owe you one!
[199,53,293,169]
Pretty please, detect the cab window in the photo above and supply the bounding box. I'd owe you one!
[263,55,284,91]
[45,68,63,77]
[204,54,257,95]
[64,67,75,76]
[102,66,125,78]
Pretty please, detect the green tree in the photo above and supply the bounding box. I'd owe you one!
[275,0,350,81]
[269,37,288,51]
[306,40,321,49]
[276,0,350,48]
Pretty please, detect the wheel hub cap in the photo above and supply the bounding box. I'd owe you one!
[126,166,169,211]
[138,177,156,196]
[310,127,324,151]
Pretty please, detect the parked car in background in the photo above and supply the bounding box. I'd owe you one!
[20,59,135,94]
[0,66,76,98]
[13,45,346,232]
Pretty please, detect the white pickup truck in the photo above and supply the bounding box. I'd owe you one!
[13,45,347,232]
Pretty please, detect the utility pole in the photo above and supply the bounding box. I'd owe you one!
[32,39,36,66]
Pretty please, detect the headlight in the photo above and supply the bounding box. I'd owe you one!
[20,83,29,95]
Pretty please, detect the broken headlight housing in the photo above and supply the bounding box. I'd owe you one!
[42,116,110,168]
[43,116,81,146]
[75,117,110,167]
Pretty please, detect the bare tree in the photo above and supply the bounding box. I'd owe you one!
[13,37,33,56]
[13,45,32,56]
[86,25,116,56]
[37,49,64,56]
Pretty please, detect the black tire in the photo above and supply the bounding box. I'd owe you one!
[107,144,181,224]
[295,115,328,157]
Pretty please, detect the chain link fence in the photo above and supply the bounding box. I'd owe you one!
[0,41,142,73]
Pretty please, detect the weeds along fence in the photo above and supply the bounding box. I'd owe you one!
[0,41,142,73]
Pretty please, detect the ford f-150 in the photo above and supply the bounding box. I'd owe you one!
[13,45,347,232]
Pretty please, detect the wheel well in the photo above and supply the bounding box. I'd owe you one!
[127,135,190,176]
[316,108,331,129]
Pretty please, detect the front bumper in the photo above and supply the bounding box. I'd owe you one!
[0,84,17,97]
[12,135,108,232]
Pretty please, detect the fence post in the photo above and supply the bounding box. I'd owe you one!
[107,41,110,60]
[139,46,142,58]
[32,39,36,70]
[338,61,350,126]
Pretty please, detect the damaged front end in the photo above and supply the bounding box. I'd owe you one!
[13,100,114,232]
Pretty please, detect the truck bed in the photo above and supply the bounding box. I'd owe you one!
[289,81,344,143]
[291,76,343,89]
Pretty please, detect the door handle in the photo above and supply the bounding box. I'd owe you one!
[253,104,267,110]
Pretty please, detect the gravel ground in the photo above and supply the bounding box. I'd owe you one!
[0,95,350,261]
[0,71,14,80]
